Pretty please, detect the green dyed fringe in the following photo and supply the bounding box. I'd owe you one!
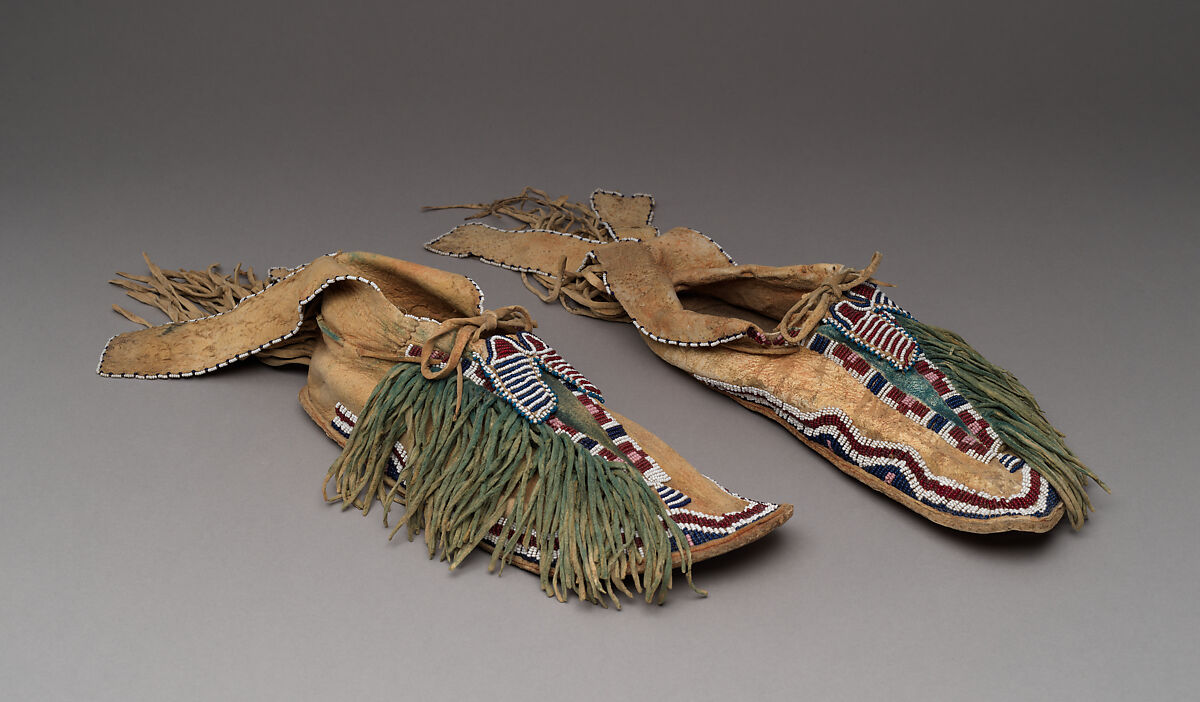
[896,317,1108,529]
[325,361,698,607]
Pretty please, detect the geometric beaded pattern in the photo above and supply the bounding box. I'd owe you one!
[805,331,1003,463]
[665,493,778,547]
[570,390,670,486]
[827,294,920,371]
[478,335,559,423]
[854,282,909,315]
[912,357,1003,462]
[694,376,1058,520]
[473,332,606,424]
[515,331,604,402]
[656,486,691,509]
[998,453,1028,473]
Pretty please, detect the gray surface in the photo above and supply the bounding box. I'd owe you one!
[2,2,1197,699]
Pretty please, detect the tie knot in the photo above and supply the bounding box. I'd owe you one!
[417,306,538,414]
[777,252,883,343]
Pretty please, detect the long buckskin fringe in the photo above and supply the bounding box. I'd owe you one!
[896,317,1107,529]
[109,254,318,366]
[324,361,699,608]
[425,187,609,240]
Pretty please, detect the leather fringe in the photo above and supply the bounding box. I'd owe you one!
[108,254,318,366]
[324,362,700,607]
[424,187,609,239]
[897,317,1108,529]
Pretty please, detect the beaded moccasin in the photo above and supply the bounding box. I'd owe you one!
[98,251,792,606]
[425,189,1106,534]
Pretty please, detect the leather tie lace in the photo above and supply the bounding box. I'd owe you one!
[776,251,883,343]
[522,255,629,321]
[419,305,536,413]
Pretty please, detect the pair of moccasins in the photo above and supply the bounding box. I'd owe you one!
[98,188,1104,607]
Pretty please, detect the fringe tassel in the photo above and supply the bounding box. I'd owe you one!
[424,187,611,240]
[109,254,318,366]
[324,361,699,607]
[896,317,1108,529]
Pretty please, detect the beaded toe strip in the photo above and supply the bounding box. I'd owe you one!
[695,376,1057,520]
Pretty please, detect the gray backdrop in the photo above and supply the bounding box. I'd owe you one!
[2,2,1197,699]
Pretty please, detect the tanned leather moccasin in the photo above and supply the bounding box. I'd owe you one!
[425,188,1106,534]
[98,251,791,607]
